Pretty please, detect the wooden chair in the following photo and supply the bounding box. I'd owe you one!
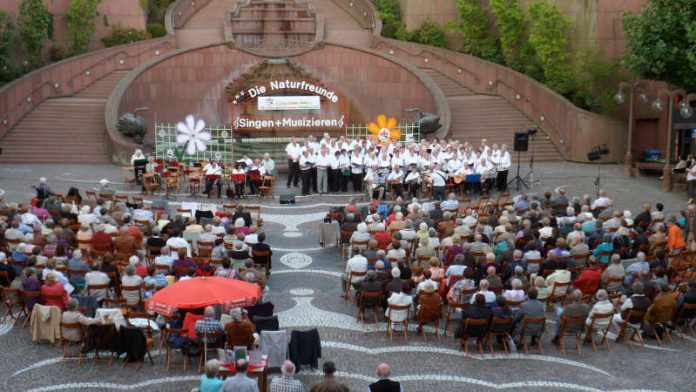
[546,281,571,312]
[122,167,137,189]
[646,304,676,345]
[197,330,226,373]
[60,322,85,363]
[445,301,469,339]
[344,271,367,303]
[417,301,442,342]
[339,230,353,259]
[85,190,97,202]
[518,316,546,355]
[21,290,41,327]
[486,317,514,355]
[617,310,645,349]
[146,246,161,265]
[351,240,369,257]
[103,298,127,309]
[165,328,190,371]
[197,241,215,259]
[222,204,237,215]
[115,194,130,203]
[154,264,171,275]
[258,176,276,199]
[86,283,110,300]
[98,193,115,201]
[120,285,143,309]
[1,287,28,326]
[386,303,410,341]
[674,303,696,341]
[584,312,614,352]
[188,167,202,196]
[176,208,192,218]
[357,290,382,324]
[459,318,488,354]
[557,315,586,355]
[165,170,180,195]
[251,249,271,276]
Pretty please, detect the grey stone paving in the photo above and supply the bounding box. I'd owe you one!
[0,162,695,391]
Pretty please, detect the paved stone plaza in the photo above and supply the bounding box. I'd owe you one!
[0,161,695,391]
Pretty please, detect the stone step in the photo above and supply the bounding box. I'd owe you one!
[421,68,473,96]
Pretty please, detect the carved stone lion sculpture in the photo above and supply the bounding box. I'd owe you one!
[116,107,149,144]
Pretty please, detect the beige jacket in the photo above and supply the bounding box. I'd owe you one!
[30,304,61,343]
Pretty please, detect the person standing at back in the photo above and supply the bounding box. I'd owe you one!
[222,358,259,392]
[368,363,404,392]
[310,361,349,392]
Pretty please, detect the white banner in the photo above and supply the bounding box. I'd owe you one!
[258,96,321,111]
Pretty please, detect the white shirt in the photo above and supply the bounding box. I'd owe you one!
[299,155,312,170]
[316,153,331,169]
[346,255,368,283]
[431,170,447,187]
[385,292,413,322]
[285,143,302,162]
[498,151,511,171]
[405,171,421,183]
[351,153,364,174]
[387,170,403,183]
[591,197,612,210]
[203,163,222,176]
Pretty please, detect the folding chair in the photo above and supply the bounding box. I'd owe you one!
[386,303,410,342]
[674,303,696,341]
[558,315,586,355]
[518,316,546,355]
[459,318,487,354]
[417,301,442,342]
[584,312,614,352]
[486,317,514,355]
[617,310,645,349]
[258,176,276,199]
[357,290,382,324]
[60,322,85,364]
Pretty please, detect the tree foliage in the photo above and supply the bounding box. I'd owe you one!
[65,0,102,55]
[0,11,14,81]
[17,0,52,68]
[491,0,528,70]
[449,0,491,56]
[527,0,572,94]
[623,0,696,91]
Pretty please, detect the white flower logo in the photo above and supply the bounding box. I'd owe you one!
[176,115,211,155]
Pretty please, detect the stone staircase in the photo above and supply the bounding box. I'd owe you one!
[175,0,239,48]
[421,68,562,162]
[0,70,130,164]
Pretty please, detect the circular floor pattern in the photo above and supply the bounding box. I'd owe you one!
[289,288,315,296]
[283,231,303,238]
[279,252,313,269]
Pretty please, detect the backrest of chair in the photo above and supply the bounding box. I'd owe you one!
[154,264,170,274]
[560,315,586,333]
[490,316,513,333]
[588,312,614,329]
[359,290,382,307]
[103,298,126,308]
[60,321,84,338]
[349,270,367,280]
[677,302,696,320]
[521,316,546,332]
[463,318,489,336]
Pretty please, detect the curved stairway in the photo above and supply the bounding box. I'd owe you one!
[0,0,562,164]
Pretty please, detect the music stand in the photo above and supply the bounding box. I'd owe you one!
[465,174,481,196]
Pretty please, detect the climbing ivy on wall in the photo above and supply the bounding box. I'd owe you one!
[0,11,14,82]
[17,0,53,68]
[490,0,528,72]
[527,0,572,94]
[65,0,102,55]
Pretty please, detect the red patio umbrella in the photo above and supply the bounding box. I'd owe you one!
[145,277,261,317]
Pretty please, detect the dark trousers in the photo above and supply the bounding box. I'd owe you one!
[328,168,339,192]
[407,182,419,198]
[688,179,696,200]
[391,183,403,198]
[432,186,445,201]
[204,178,221,197]
[234,181,244,198]
[496,170,508,192]
[340,172,349,192]
[287,160,299,187]
[301,169,312,195]
[350,172,362,193]
[310,167,318,193]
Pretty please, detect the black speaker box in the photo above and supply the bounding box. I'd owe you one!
[513,131,529,152]
[279,194,296,205]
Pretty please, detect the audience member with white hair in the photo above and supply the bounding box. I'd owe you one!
[269,360,304,392]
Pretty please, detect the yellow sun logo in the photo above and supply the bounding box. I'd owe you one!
[368,114,401,144]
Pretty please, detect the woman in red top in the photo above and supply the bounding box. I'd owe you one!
[41,273,68,311]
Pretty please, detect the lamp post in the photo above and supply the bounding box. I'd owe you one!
[652,88,690,191]
[615,81,648,177]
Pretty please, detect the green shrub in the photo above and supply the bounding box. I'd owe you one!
[404,21,446,48]
[374,0,401,25]
[381,22,401,39]
[49,44,69,61]
[65,0,102,55]
[17,0,52,68]
[0,10,14,79]
[102,26,151,47]
[146,23,166,38]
